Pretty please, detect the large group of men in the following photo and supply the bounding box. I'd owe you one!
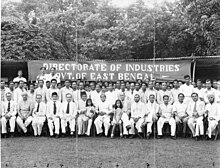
[1,67,220,141]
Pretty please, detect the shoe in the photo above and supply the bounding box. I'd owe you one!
[61,134,65,138]
[24,133,28,137]
[146,135,150,140]
[129,135,135,139]
[124,135,128,139]
[97,133,103,137]
[137,133,143,139]
[111,134,114,139]
[2,134,7,139]
[55,134,59,138]
[157,135,162,139]
[126,125,131,130]
[195,136,199,141]
[10,133,14,138]
[120,134,123,138]
[171,136,176,140]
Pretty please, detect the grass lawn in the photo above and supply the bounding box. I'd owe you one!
[1,136,220,168]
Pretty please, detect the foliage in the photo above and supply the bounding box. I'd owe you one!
[1,0,220,60]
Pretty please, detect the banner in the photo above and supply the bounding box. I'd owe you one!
[28,60,192,81]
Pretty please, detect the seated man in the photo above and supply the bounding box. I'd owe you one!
[60,93,77,137]
[187,93,205,141]
[46,92,61,138]
[32,94,46,137]
[129,94,145,138]
[144,94,159,139]
[2,92,17,138]
[94,93,113,137]
[119,92,131,138]
[205,93,220,139]
[16,92,33,135]
[157,95,176,140]
[77,92,87,135]
[173,93,188,137]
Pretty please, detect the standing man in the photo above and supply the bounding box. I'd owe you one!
[1,92,17,138]
[46,92,61,138]
[173,93,188,137]
[179,75,194,104]
[48,67,60,84]
[32,94,46,137]
[204,79,219,103]
[46,79,61,102]
[13,70,27,83]
[1,80,6,102]
[36,67,48,85]
[14,80,27,104]
[187,93,205,141]
[16,92,33,135]
[146,81,157,103]
[90,84,102,107]
[129,94,145,138]
[28,83,35,103]
[77,92,87,135]
[60,93,77,137]
[94,93,112,137]
[157,95,176,140]
[157,82,173,105]
[34,80,47,103]
[61,79,73,102]
[171,79,180,103]
[106,82,118,107]
[193,79,205,102]
[139,82,148,104]
[205,94,220,139]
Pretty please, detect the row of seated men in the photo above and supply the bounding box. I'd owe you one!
[1,87,220,141]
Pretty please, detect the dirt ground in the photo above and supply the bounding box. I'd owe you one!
[1,136,220,168]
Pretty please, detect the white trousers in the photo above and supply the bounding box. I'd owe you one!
[16,116,33,133]
[129,118,145,135]
[121,113,130,135]
[32,116,46,136]
[83,116,93,136]
[1,116,16,134]
[144,114,153,134]
[61,117,75,134]
[207,120,218,138]
[188,117,204,137]
[94,115,110,136]
[77,114,86,135]
[157,117,176,136]
[47,117,60,136]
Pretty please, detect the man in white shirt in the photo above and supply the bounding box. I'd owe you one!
[76,81,86,102]
[77,92,87,135]
[146,81,157,103]
[106,82,118,107]
[36,67,49,85]
[139,82,148,104]
[144,94,159,139]
[13,70,27,83]
[157,82,173,105]
[173,93,188,137]
[205,94,220,139]
[94,93,113,136]
[32,94,46,137]
[90,84,102,107]
[157,95,176,140]
[61,79,73,102]
[60,93,77,137]
[46,92,62,138]
[16,92,33,135]
[193,79,205,102]
[204,79,219,103]
[171,79,180,103]
[14,80,27,104]
[5,81,15,101]
[46,79,61,102]
[179,75,194,104]
[28,83,35,104]
[129,94,145,138]
[47,67,60,84]
[187,92,205,141]
[34,80,47,103]
[1,92,17,138]
[72,81,78,102]
[1,80,7,102]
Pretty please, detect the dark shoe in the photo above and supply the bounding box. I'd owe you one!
[24,133,28,137]
[183,133,186,138]
[55,134,59,138]
[171,136,176,140]
[10,133,14,138]
[126,125,131,130]
[157,135,162,139]
[61,134,65,138]
[129,134,135,139]
[146,135,150,140]
[124,135,128,139]
[97,133,103,137]
[195,136,199,141]
[2,134,7,139]
[137,133,143,139]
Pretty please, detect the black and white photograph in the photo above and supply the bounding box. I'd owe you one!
[1,0,220,167]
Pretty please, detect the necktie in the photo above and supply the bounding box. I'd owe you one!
[36,103,40,112]
[131,90,133,95]
[53,102,57,115]
[193,102,197,112]
[7,101,10,112]
[66,102,70,114]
